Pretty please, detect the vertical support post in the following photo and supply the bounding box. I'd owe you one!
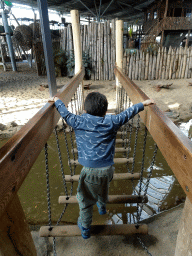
[186,30,191,47]
[1,3,17,72]
[37,0,57,97]
[70,10,84,112]
[0,194,37,256]
[164,0,169,18]
[175,197,192,255]
[161,30,164,47]
[116,19,123,110]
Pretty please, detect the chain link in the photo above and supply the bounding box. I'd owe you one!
[44,143,52,228]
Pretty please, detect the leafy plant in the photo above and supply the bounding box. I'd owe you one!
[66,50,92,79]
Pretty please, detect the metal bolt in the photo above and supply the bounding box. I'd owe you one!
[186,186,189,192]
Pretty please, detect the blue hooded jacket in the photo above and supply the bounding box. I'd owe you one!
[55,99,144,168]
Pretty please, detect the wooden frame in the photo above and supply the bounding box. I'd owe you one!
[0,68,84,219]
[114,66,192,203]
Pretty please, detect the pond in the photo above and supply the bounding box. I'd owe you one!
[1,118,191,226]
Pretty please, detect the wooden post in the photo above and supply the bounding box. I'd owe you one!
[186,30,191,48]
[116,19,123,109]
[116,19,123,85]
[175,198,192,255]
[70,10,83,110]
[164,0,169,18]
[0,194,37,256]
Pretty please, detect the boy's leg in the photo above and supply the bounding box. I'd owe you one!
[77,195,94,228]
[97,166,114,210]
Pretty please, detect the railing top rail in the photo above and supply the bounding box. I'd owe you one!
[114,66,192,203]
[0,68,84,218]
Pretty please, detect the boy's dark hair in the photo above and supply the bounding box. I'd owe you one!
[84,92,108,117]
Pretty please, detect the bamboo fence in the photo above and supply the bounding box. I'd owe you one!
[60,21,192,80]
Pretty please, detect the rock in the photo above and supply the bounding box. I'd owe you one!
[189,125,192,139]
[189,103,192,113]
[0,123,6,131]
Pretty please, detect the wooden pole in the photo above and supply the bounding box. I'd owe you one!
[116,19,123,86]
[164,0,169,18]
[175,198,192,255]
[0,194,37,256]
[70,10,83,110]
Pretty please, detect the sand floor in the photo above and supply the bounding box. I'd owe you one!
[0,62,192,140]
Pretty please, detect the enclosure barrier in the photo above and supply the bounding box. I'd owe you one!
[114,66,192,203]
[0,68,84,255]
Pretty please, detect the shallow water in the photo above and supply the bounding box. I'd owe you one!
[1,119,190,225]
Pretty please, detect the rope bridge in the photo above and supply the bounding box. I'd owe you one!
[0,67,192,256]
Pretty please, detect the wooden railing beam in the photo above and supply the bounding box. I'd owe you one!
[0,69,84,219]
[114,66,192,203]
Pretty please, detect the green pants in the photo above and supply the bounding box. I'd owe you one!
[76,166,114,228]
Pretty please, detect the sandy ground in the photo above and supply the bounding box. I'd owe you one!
[0,62,192,140]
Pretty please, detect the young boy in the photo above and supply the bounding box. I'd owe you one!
[49,92,154,239]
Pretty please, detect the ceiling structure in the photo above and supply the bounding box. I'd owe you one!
[10,0,156,24]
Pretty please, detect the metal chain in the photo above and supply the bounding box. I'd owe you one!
[137,236,153,256]
[44,143,57,256]
[131,114,140,174]
[54,127,69,198]
[62,119,74,196]
[136,126,148,222]
[138,144,158,219]
[44,143,52,228]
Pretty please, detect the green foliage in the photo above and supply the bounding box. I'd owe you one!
[145,43,159,55]
[66,50,92,79]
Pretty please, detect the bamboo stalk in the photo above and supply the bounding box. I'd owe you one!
[141,51,145,80]
[132,53,136,80]
[100,23,104,80]
[145,51,149,80]
[169,47,175,79]
[156,47,161,80]
[177,47,183,78]
[172,48,179,79]
[148,52,153,80]
[138,50,142,80]
[104,21,107,80]
[159,47,164,79]
[181,46,187,78]
[107,20,111,80]
[162,47,167,80]
[135,50,139,80]
[98,22,101,80]
[129,53,133,80]
[185,48,190,78]
[151,52,157,80]
[166,46,171,79]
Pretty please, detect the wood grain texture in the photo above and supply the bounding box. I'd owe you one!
[0,69,84,218]
[114,66,192,203]
[39,224,148,237]
[59,195,148,204]
[0,194,37,256]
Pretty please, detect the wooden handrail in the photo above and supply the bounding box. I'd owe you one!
[114,66,192,203]
[0,68,84,218]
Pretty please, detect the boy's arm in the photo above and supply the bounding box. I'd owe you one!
[48,97,80,129]
[111,98,155,129]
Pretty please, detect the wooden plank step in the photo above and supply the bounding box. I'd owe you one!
[39,224,148,237]
[59,195,148,204]
[69,158,133,165]
[64,172,140,182]
[71,147,131,154]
